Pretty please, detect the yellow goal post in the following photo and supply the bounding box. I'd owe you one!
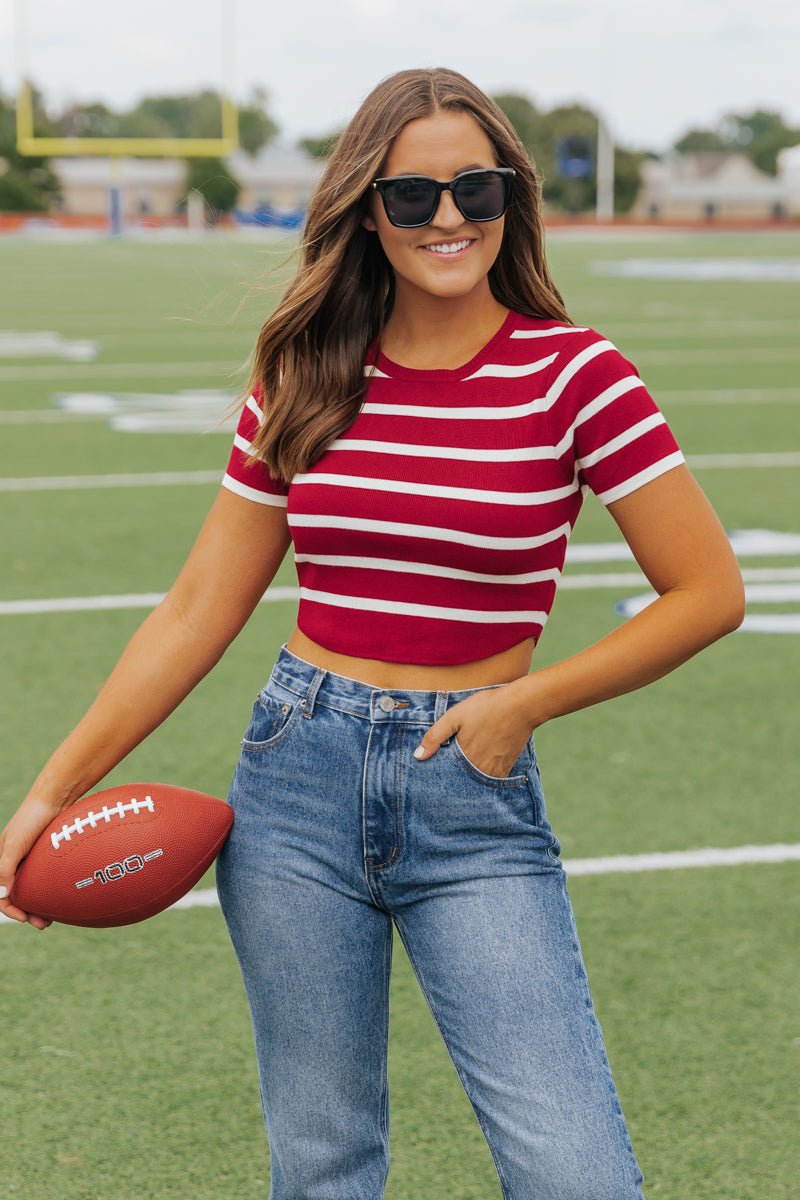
[14,0,239,158]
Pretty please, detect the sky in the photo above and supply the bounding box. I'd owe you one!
[1,0,798,153]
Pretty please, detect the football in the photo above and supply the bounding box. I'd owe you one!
[10,783,233,928]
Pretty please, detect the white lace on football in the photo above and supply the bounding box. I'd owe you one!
[51,796,155,850]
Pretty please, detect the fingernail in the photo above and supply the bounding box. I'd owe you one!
[0,886,7,900]
[413,745,426,759]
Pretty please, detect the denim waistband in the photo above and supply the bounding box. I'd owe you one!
[269,643,509,724]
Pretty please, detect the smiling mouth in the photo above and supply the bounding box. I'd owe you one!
[419,239,476,258]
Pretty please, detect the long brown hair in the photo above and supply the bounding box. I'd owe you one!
[233,67,572,486]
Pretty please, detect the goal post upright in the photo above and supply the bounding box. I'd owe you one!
[13,0,239,231]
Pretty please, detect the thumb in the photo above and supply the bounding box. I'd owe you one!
[413,720,456,761]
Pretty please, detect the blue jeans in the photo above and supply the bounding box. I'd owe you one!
[216,644,646,1200]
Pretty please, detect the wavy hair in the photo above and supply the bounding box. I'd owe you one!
[232,67,573,486]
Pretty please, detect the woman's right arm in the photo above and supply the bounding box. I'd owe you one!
[0,487,292,928]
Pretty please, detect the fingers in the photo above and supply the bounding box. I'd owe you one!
[0,827,51,931]
[413,723,454,760]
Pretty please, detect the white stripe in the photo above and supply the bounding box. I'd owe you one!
[593,452,686,505]
[233,432,254,454]
[575,413,666,471]
[552,376,647,456]
[510,326,590,339]
[293,553,562,587]
[2,567,797,618]
[287,514,574,551]
[220,473,288,506]
[462,354,556,381]
[546,339,616,404]
[364,364,392,378]
[0,450,794,497]
[298,585,550,626]
[326,437,558,463]
[291,471,579,507]
[360,397,545,420]
[245,393,264,425]
[3,844,799,924]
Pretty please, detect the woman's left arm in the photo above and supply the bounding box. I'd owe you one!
[509,463,745,729]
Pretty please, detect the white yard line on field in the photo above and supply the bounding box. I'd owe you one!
[2,842,799,926]
[1,570,798,616]
[0,451,799,493]
[660,389,800,405]
[0,470,223,491]
[0,361,235,382]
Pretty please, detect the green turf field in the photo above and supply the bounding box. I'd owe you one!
[1,230,798,1199]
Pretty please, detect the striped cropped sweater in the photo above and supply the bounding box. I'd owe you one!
[221,309,685,665]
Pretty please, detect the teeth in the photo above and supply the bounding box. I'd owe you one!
[424,240,470,254]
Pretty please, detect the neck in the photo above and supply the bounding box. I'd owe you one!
[381,280,508,360]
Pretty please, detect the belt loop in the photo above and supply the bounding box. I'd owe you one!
[301,666,326,718]
[434,690,449,723]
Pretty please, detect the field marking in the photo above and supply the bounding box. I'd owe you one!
[0,332,98,361]
[3,842,799,926]
[660,389,800,406]
[0,361,237,382]
[594,258,800,283]
[2,389,799,428]
[1,450,799,494]
[1,570,798,616]
[611,319,800,337]
[0,470,223,492]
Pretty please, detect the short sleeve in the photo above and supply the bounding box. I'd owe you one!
[545,329,685,505]
[221,381,290,507]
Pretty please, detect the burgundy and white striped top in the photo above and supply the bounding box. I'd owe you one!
[221,308,684,664]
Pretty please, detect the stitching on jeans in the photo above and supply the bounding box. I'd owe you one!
[392,915,514,1200]
[366,725,406,872]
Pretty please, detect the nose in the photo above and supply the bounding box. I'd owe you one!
[430,187,463,229]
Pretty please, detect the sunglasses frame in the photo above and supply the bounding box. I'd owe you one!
[370,167,516,228]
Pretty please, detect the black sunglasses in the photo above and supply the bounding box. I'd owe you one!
[370,167,515,228]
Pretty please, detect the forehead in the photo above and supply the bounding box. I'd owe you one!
[383,110,497,178]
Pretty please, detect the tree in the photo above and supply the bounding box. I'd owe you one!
[492,93,541,152]
[298,130,343,159]
[0,86,61,211]
[238,85,279,156]
[673,128,729,155]
[494,95,646,214]
[673,108,800,176]
[185,157,240,222]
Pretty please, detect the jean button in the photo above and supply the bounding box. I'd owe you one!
[379,695,395,712]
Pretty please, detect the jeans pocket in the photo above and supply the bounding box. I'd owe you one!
[241,679,301,753]
[450,731,532,786]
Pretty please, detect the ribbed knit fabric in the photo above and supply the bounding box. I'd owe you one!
[221,309,685,665]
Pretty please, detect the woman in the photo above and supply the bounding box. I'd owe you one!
[1,68,743,1199]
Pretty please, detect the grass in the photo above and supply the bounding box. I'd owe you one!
[0,229,798,1199]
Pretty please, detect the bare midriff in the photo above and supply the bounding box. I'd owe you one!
[284,625,536,690]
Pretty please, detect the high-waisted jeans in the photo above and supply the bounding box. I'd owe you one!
[216,643,647,1200]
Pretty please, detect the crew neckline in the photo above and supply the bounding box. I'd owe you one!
[371,307,519,381]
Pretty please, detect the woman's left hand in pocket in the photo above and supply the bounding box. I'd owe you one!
[413,681,533,778]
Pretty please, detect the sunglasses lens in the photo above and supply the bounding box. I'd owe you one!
[454,171,508,221]
[383,178,438,227]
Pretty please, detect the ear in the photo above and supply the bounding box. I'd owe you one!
[361,212,378,233]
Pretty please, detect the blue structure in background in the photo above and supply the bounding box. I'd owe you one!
[555,135,594,179]
[234,203,306,229]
